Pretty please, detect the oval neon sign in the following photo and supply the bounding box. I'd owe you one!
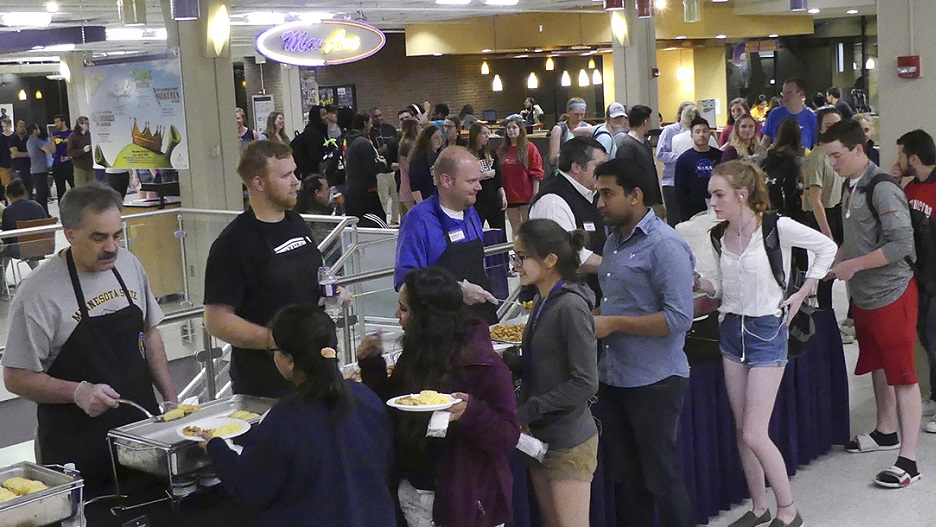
[255,19,386,66]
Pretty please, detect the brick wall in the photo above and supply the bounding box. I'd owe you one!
[306,34,603,127]
[243,57,285,129]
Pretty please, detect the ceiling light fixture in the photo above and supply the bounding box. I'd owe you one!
[768,34,779,38]
[492,74,503,91]
[481,60,489,74]
[545,57,555,71]
[578,69,590,87]
[17,90,26,101]
[481,48,492,53]
[587,58,596,69]
[45,1,59,12]
[527,72,538,89]
[866,57,875,70]
[683,0,700,22]
[655,0,667,9]
[808,8,820,15]
[3,12,53,27]
[592,69,602,84]
[561,70,571,87]
[35,90,42,100]
[846,9,858,14]
[716,34,726,39]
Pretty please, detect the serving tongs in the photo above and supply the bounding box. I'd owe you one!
[114,398,166,422]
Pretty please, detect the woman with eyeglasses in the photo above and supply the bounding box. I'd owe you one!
[356,266,520,527]
[201,305,396,526]
[513,219,598,527]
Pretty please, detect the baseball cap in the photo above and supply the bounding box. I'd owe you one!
[607,102,627,119]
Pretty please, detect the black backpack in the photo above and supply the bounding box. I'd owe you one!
[862,173,936,296]
[710,213,816,358]
[319,135,347,187]
[760,151,802,218]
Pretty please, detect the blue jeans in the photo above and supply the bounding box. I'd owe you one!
[720,313,788,368]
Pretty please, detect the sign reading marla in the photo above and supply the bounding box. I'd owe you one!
[256,19,385,66]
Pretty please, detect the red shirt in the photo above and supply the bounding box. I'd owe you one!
[904,173,936,218]
[499,142,544,205]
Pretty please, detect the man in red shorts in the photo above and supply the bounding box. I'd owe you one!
[826,119,921,488]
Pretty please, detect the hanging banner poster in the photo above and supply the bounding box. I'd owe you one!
[84,51,189,169]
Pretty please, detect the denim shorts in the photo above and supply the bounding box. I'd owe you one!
[719,313,788,368]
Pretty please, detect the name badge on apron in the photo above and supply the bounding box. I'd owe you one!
[583,222,596,232]
[448,228,466,242]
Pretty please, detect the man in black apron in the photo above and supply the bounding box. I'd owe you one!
[204,140,349,398]
[1,184,177,495]
[530,136,609,304]
[394,147,499,323]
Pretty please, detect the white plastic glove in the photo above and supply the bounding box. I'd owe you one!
[460,280,497,306]
[73,381,120,417]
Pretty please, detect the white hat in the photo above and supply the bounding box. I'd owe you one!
[607,102,627,118]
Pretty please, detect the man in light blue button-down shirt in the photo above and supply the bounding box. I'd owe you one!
[591,157,696,527]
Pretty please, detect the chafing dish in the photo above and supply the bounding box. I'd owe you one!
[107,395,274,488]
[0,462,83,527]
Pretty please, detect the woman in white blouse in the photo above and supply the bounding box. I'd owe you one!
[697,160,837,527]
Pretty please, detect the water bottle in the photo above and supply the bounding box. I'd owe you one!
[318,266,341,319]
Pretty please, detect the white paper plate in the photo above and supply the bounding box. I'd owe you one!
[386,393,462,412]
[177,417,251,441]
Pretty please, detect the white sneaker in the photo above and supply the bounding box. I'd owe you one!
[840,325,856,337]
[925,417,936,434]
[840,331,855,345]
[923,399,936,417]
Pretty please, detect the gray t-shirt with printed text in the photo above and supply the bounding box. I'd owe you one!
[1,249,164,373]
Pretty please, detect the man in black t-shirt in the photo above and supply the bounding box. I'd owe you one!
[674,116,721,223]
[203,140,349,398]
[8,120,30,186]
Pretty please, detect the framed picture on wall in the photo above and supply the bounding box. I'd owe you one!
[319,84,356,110]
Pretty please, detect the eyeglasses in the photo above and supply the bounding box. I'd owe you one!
[510,253,527,267]
[444,124,456,129]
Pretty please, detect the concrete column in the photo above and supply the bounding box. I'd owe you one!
[876,0,933,165]
[62,52,89,121]
[281,64,305,137]
[162,0,241,211]
[609,9,659,127]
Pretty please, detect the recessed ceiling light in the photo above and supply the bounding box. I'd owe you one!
[481,48,492,53]
[433,53,442,56]
[534,49,543,53]
[45,1,58,13]
[846,9,858,14]
[716,34,726,39]
[768,34,779,38]
[807,8,820,14]
[675,35,687,40]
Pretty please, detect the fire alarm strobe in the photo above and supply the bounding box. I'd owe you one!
[898,55,921,79]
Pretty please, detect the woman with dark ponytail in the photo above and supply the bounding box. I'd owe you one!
[357,266,520,527]
[513,219,599,526]
[203,305,396,527]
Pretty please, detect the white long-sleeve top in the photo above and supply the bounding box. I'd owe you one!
[710,216,838,317]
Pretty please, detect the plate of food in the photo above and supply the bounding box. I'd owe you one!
[177,417,251,441]
[386,390,462,412]
[490,323,526,344]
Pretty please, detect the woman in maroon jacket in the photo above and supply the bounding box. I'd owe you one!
[358,266,520,527]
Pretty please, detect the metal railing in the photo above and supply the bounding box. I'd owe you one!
[0,208,516,404]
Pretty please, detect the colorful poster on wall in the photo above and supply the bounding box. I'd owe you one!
[84,51,189,169]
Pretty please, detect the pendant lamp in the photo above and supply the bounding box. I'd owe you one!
[560,70,571,87]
